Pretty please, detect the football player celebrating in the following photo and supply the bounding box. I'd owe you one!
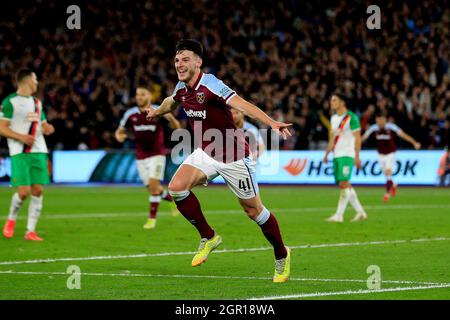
[146,39,292,283]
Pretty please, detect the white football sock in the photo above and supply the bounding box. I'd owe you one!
[335,188,350,218]
[348,188,365,214]
[8,193,24,221]
[27,195,43,232]
[254,207,270,226]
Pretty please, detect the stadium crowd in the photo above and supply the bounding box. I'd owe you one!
[0,0,449,152]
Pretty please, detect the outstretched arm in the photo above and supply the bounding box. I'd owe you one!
[146,96,179,120]
[361,125,375,143]
[362,132,369,143]
[398,130,421,149]
[228,95,292,140]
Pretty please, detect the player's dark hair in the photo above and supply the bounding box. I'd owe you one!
[136,83,151,92]
[375,110,387,118]
[16,69,33,84]
[333,92,347,106]
[175,39,203,58]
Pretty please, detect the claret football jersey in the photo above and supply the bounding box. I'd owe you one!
[172,72,249,163]
[119,105,166,159]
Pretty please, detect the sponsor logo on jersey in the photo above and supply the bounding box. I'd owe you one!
[219,86,233,97]
[26,112,39,122]
[184,109,207,119]
[376,134,391,140]
[196,92,206,104]
[134,124,156,132]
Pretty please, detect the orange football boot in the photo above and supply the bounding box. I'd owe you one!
[24,231,44,241]
[390,184,397,197]
[3,219,16,238]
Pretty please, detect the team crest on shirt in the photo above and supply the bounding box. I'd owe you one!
[196,92,206,104]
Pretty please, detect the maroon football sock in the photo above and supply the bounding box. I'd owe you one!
[386,180,393,193]
[175,192,214,239]
[260,213,287,260]
[161,189,173,202]
[149,201,159,219]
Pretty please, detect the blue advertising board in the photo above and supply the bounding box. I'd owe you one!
[49,150,444,185]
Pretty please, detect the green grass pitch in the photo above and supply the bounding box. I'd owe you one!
[0,185,449,300]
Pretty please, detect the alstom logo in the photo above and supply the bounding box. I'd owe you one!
[184,109,207,119]
[283,159,308,176]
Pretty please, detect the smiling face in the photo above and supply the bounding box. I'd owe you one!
[174,50,202,84]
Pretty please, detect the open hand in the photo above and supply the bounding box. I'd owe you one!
[271,121,293,140]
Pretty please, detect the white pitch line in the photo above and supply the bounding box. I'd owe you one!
[13,203,450,220]
[0,237,448,266]
[0,271,445,287]
[248,283,450,300]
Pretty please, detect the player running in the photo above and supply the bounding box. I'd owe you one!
[231,108,266,164]
[115,85,181,229]
[146,39,292,283]
[0,69,55,241]
[362,111,421,202]
[323,93,367,223]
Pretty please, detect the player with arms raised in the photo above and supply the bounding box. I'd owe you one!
[362,111,421,202]
[324,94,367,223]
[115,85,180,229]
[0,69,55,241]
[146,39,292,283]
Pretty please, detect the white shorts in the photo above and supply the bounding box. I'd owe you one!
[181,148,259,199]
[136,155,166,185]
[378,152,396,172]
